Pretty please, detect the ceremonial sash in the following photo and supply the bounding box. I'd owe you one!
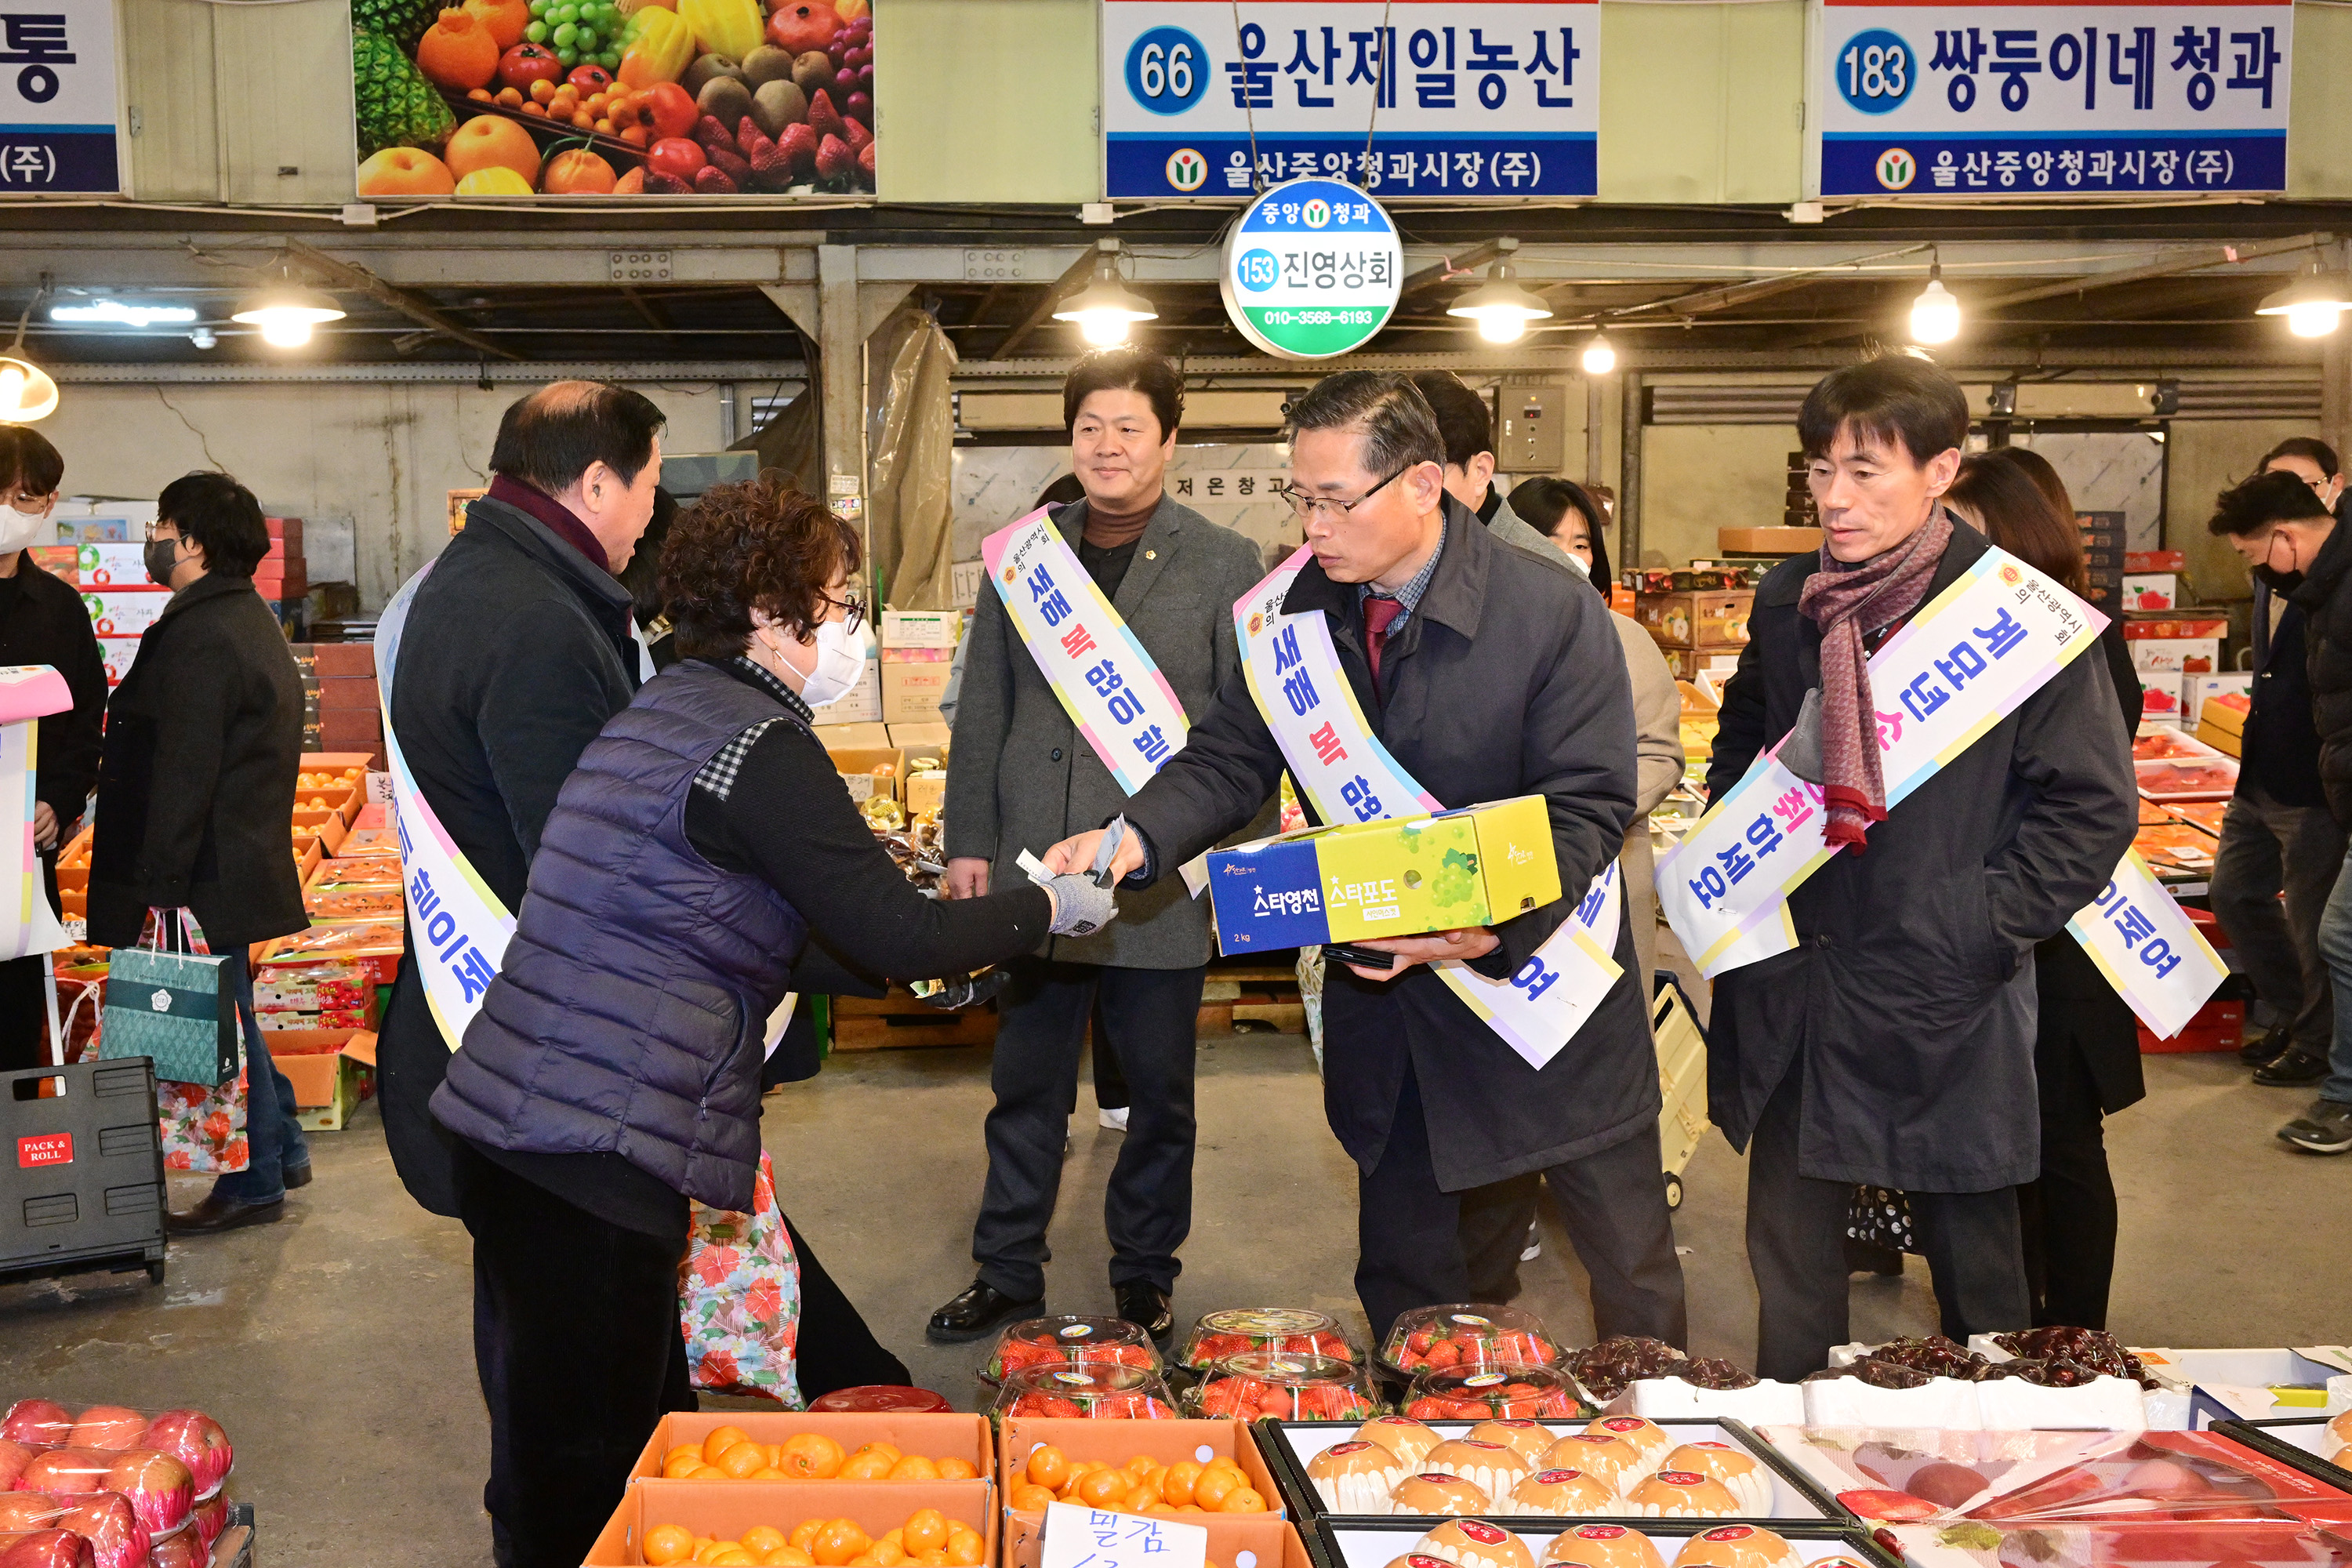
[1232,546,1621,1070]
[0,666,71,961]
[377,564,517,1051]
[982,509,1210,893]
[2067,851,2229,1040]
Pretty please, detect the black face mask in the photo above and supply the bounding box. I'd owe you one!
[144,537,183,587]
[2255,562,2304,594]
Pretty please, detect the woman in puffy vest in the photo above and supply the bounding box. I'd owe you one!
[432,477,1117,1568]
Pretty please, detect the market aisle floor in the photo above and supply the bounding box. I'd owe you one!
[0,1033,2343,1565]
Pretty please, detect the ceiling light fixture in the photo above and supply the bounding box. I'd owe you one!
[230,268,344,350]
[1909,253,1961,345]
[2256,264,2352,339]
[0,293,56,423]
[1446,238,1554,345]
[1580,332,1617,376]
[1052,239,1158,347]
[50,299,198,329]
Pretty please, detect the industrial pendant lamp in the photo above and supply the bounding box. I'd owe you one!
[2256,263,2352,339]
[1446,238,1553,344]
[0,299,56,423]
[1908,255,1961,346]
[1053,240,1158,348]
[231,264,345,350]
[1580,332,1617,376]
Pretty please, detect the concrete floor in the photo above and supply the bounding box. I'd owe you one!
[0,1028,2345,1566]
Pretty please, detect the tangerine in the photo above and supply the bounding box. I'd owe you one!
[1126,1455,1159,1476]
[709,1552,757,1567]
[645,1524,697,1566]
[916,1555,949,1567]
[781,1433,847,1479]
[766,1552,816,1567]
[1010,1485,1055,1512]
[811,1520,870,1566]
[850,1442,902,1465]
[1192,1471,1237,1511]
[1160,1461,1203,1505]
[1123,1484,1158,1513]
[1217,1487,1266,1514]
[719,1443,770,1479]
[1076,1468,1130,1508]
[936,1457,977,1481]
[838,1451,895,1481]
[742,1528,788,1554]
[903,1511,948,1555]
[869,1542,906,1568]
[750,1467,789,1480]
[663,1452,706,1480]
[789,1523,825,1552]
[887,1455,939,1482]
[944,1531,984,1567]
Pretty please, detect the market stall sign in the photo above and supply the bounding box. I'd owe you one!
[1100,0,1597,199]
[0,0,122,194]
[1219,178,1403,360]
[1813,0,2292,198]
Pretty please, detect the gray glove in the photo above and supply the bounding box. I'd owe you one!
[1044,872,1118,937]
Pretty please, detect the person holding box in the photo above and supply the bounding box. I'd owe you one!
[931,348,1271,1347]
[1042,370,1686,1348]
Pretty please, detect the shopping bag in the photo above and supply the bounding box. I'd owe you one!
[1846,1184,1918,1255]
[158,1064,249,1174]
[678,1150,804,1406]
[99,912,238,1087]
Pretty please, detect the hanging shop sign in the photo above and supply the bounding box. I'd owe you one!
[1101,0,1597,200]
[0,0,121,194]
[1813,0,2292,198]
[1219,177,1403,359]
[351,0,876,201]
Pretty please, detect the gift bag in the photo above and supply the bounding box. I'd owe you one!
[1846,1184,1918,1255]
[158,1065,249,1174]
[100,912,238,1087]
[678,1150,803,1407]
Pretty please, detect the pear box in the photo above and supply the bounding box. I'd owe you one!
[1205,796,1561,951]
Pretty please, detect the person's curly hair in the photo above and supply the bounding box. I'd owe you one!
[660,475,862,662]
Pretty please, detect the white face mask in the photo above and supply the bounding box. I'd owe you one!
[769,616,869,709]
[0,499,52,555]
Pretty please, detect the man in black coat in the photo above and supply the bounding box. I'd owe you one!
[1706,357,2136,1377]
[376,381,665,1568]
[1044,372,1686,1346]
[90,471,312,1231]
[2207,470,2352,1153]
[0,428,106,1069]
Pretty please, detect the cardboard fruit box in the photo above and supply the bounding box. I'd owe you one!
[628,1411,994,1486]
[997,1417,1285,1521]
[589,1480,997,1568]
[1004,1509,1301,1568]
[1206,797,1560,952]
[262,1029,375,1131]
[1635,589,1753,650]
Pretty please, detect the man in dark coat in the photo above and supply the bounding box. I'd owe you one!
[934,349,1271,1346]
[1706,357,2136,1378]
[90,471,311,1232]
[376,381,665,1568]
[1044,372,1687,1346]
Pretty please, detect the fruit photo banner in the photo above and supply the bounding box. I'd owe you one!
[353,0,875,198]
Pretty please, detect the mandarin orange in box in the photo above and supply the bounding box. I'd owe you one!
[642,1508,983,1568]
[1007,1443,1265,1518]
[657,1431,974,1484]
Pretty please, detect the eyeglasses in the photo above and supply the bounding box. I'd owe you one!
[1273,465,1409,524]
[2,490,53,519]
[823,593,868,633]
[143,522,180,543]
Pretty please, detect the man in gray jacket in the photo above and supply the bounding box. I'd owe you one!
[1412,371,1553,557]
[934,349,1270,1345]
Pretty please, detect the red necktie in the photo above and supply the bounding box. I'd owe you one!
[1363,594,1405,694]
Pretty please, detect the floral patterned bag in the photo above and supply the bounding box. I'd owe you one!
[677,1150,803,1406]
[158,1064,249,1174]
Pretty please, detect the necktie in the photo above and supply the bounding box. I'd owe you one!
[1363,594,1405,694]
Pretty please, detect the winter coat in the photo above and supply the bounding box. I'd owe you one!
[1121,496,1658,1191]
[2287,519,2352,829]
[1703,519,2137,1192]
[943,493,1273,969]
[0,558,106,837]
[88,573,306,950]
[378,493,640,1217]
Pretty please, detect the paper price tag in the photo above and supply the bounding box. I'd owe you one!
[1040,1501,1208,1568]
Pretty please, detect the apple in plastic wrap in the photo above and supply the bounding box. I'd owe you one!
[0,1408,68,1451]
[189,1490,227,1550]
[0,1447,32,1494]
[96,1453,189,1537]
[136,1414,230,1499]
[146,1531,200,1568]
[0,1531,93,1568]
[14,1455,106,1499]
[58,1494,147,1568]
[0,1500,53,1534]
[59,1414,140,1457]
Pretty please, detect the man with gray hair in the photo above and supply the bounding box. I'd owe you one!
[1044,371,1686,1345]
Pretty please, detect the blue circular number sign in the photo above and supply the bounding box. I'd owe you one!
[1836,29,1915,115]
[1124,26,1207,116]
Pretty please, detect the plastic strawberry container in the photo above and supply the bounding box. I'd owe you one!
[982,1316,1165,1385]
[1402,1363,1586,1420]
[1177,1308,1356,1371]
[989,1363,1178,1421]
[1185,1352,1381,1421]
[1379,1305,1563,1377]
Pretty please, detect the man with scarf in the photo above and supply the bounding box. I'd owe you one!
[1706,355,2135,1379]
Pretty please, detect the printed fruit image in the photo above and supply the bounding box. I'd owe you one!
[355,29,457,154]
[444,114,543,183]
[354,0,443,52]
[540,147,615,191]
[455,165,535,194]
[497,40,564,87]
[466,0,532,47]
[358,145,458,194]
[417,7,502,89]
[765,2,838,57]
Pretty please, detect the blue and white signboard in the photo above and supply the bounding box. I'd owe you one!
[0,0,118,194]
[1219,178,1403,358]
[1815,0,2291,197]
[1101,0,1598,200]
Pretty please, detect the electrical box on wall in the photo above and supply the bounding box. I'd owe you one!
[1500,386,1566,473]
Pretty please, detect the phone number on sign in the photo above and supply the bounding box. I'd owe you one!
[1254,309,1382,326]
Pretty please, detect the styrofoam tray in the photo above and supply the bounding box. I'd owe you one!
[1319,1520,1878,1568]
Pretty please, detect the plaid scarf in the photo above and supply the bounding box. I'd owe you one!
[1795,506,1954,851]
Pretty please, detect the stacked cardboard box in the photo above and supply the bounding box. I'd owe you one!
[880,609,958,726]
[255,517,307,607]
[308,641,383,767]
[1633,587,1753,682]
[2078,511,2126,619]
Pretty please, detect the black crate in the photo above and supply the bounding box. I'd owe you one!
[0,1059,165,1288]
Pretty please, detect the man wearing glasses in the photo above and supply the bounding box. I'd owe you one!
[1044,372,1686,1345]
[933,347,1273,1347]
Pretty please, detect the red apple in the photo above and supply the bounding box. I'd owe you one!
[0,1446,32,1493]
[96,1453,187,1537]
[0,1531,92,1568]
[135,1413,230,1497]
[0,1500,54,1534]
[188,1491,227,1550]
[0,1407,68,1451]
[56,1494,144,1568]
[145,1532,198,1568]
[60,1413,140,1456]
[14,1455,105,1499]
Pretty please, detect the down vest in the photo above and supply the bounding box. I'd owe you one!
[433,661,808,1211]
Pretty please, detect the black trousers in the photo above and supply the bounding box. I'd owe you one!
[1357,1068,1687,1348]
[2018,1029,2118,1330]
[972,957,1204,1300]
[1746,1062,2030,1381]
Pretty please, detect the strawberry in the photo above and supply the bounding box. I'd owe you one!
[815,132,853,183]
[855,140,874,183]
[738,116,784,174]
[842,114,871,153]
[775,122,818,176]
[694,164,739,194]
[807,87,844,142]
[708,147,753,187]
[693,114,742,157]
[644,170,692,194]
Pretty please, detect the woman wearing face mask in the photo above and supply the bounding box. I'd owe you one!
[0,430,105,1068]
[429,476,1113,1568]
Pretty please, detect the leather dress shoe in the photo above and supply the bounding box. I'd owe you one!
[1113,1280,1174,1345]
[2255,1047,2330,1087]
[166,1193,285,1236]
[283,1162,314,1190]
[2242,1024,2292,1066]
[927,1279,1041,1344]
